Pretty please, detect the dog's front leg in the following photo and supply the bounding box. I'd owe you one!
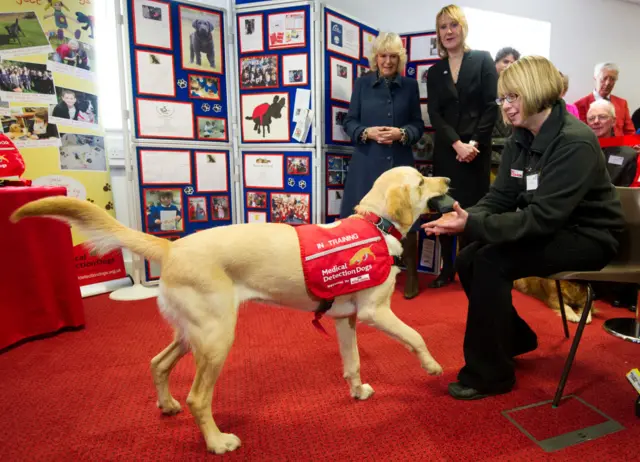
[335,316,374,400]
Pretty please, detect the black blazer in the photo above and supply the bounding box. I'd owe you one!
[427,50,498,147]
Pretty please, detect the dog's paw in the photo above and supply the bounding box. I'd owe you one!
[352,383,375,400]
[423,361,443,376]
[207,433,241,454]
[157,398,182,415]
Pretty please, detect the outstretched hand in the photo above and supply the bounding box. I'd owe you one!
[421,202,468,235]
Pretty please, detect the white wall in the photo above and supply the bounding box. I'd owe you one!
[323,0,640,111]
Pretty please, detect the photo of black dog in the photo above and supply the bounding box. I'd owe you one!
[245,95,286,138]
[180,7,222,73]
[190,19,215,69]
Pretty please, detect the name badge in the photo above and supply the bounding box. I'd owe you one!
[609,155,624,166]
[526,174,539,191]
[511,169,523,178]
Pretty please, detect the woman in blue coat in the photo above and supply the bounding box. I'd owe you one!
[340,32,425,298]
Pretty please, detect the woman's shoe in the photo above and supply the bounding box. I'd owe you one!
[428,270,455,288]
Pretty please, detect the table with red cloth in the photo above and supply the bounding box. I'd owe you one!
[0,186,84,351]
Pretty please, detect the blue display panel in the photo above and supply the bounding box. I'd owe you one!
[125,0,230,142]
[323,7,378,147]
[241,150,313,224]
[323,150,351,223]
[236,3,313,144]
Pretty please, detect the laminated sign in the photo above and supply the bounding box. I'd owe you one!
[295,218,395,299]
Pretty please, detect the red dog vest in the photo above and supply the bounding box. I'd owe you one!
[295,217,394,299]
[0,134,25,178]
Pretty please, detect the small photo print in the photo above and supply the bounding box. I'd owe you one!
[289,70,304,83]
[286,156,309,175]
[327,189,343,216]
[416,63,433,99]
[327,154,350,186]
[337,64,348,78]
[211,195,230,220]
[0,59,56,103]
[430,36,438,57]
[143,4,163,21]
[49,87,98,128]
[240,55,278,89]
[271,193,310,224]
[188,196,208,222]
[2,106,59,144]
[0,12,52,59]
[179,6,223,74]
[59,133,107,172]
[246,191,267,209]
[247,211,266,223]
[282,53,307,86]
[357,65,370,78]
[189,74,220,100]
[335,109,347,126]
[48,38,94,73]
[197,116,226,140]
[144,189,184,234]
[327,171,343,186]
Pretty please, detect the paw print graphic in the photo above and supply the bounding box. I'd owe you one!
[87,198,94,203]
[407,67,416,76]
[213,104,222,113]
[202,103,211,112]
[288,178,295,187]
[105,201,114,211]
[184,186,194,195]
[177,79,187,89]
[103,183,111,192]
[298,180,307,190]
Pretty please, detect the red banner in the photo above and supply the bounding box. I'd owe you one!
[73,244,127,287]
[599,135,640,148]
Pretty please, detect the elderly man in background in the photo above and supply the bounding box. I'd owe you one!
[575,62,635,136]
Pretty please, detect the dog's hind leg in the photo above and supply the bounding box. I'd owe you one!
[151,334,188,415]
[335,316,374,400]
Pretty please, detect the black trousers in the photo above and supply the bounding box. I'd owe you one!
[454,229,615,393]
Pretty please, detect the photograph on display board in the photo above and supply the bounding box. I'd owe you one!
[140,149,191,185]
[247,211,267,223]
[331,106,350,143]
[286,156,309,175]
[416,63,433,99]
[188,196,208,222]
[179,6,223,74]
[240,55,278,89]
[136,99,194,139]
[243,153,284,189]
[330,56,353,103]
[197,116,226,141]
[409,34,438,62]
[0,12,52,59]
[327,189,343,217]
[2,107,60,147]
[267,10,305,50]
[241,93,288,142]
[59,133,106,172]
[326,13,360,60]
[49,87,99,129]
[188,74,220,100]
[238,13,264,54]
[195,151,228,192]
[133,0,172,50]
[420,103,431,128]
[211,196,230,221]
[48,38,95,78]
[362,30,376,60]
[282,53,307,86]
[270,192,310,224]
[144,188,184,234]
[327,154,350,186]
[412,132,434,161]
[416,162,434,177]
[135,50,176,97]
[0,59,56,104]
[246,191,267,209]
[356,65,370,78]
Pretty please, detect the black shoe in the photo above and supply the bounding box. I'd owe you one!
[428,271,455,289]
[447,382,509,401]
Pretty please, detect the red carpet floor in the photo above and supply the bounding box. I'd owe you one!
[1,274,638,461]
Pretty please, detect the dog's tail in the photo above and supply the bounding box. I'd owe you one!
[10,196,169,262]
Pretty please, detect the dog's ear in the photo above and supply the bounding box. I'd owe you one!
[206,21,214,33]
[384,184,413,229]
[192,20,200,29]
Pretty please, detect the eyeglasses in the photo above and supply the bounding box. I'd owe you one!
[587,114,612,123]
[496,94,518,105]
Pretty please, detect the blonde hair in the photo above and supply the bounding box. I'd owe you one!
[368,32,407,73]
[559,72,569,94]
[435,4,470,58]
[498,55,563,121]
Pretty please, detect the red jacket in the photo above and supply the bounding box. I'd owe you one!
[574,93,635,136]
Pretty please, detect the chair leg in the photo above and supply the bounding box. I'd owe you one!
[556,280,570,339]
[552,283,594,408]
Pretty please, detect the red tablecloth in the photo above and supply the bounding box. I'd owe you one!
[0,186,84,351]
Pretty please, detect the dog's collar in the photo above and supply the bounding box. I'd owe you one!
[361,212,403,241]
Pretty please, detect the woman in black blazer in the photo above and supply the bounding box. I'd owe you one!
[426,5,498,288]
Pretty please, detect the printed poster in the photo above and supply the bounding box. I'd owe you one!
[0,1,126,288]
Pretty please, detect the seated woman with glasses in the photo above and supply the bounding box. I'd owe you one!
[423,56,625,400]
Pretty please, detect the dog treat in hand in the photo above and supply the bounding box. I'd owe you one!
[427,194,456,214]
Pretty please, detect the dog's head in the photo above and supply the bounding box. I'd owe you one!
[355,166,450,234]
[193,19,213,38]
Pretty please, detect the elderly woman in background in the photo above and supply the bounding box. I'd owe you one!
[340,32,425,299]
[423,56,624,400]
[426,4,498,288]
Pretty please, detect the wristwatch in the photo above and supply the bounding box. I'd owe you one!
[469,140,478,148]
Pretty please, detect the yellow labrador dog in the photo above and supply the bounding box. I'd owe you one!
[11,166,449,454]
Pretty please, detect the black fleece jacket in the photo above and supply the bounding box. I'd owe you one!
[465,100,624,255]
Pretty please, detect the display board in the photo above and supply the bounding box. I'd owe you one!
[0,1,127,289]
[323,149,350,223]
[240,150,313,224]
[124,0,230,142]
[322,6,378,147]
[136,147,233,281]
[235,2,314,145]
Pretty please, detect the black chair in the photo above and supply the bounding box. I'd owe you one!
[549,186,640,408]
